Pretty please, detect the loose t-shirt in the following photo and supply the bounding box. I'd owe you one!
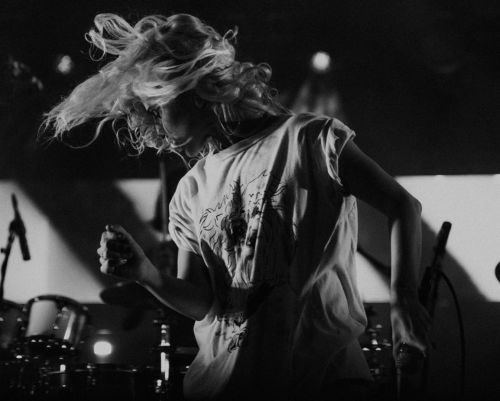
[169,113,371,401]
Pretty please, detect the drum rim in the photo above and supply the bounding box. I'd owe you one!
[46,362,140,374]
[23,294,89,316]
[0,299,23,310]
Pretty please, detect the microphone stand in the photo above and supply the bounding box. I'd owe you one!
[0,192,30,302]
[0,220,19,302]
[418,222,451,392]
[395,221,451,401]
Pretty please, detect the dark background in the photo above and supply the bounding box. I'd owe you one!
[1,0,500,178]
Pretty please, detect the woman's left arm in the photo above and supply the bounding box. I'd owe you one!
[339,140,430,356]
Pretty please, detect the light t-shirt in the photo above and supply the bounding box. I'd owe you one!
[169,113,371,401]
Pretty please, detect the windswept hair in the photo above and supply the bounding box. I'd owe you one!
[43,13,285,155]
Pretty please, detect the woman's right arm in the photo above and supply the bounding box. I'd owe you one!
[98,225,213,321]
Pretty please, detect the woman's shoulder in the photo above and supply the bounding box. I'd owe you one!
[292,112,331,124]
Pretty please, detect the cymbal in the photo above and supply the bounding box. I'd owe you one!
[100,281,163,310]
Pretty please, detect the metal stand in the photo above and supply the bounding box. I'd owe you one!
[0,226,16,302]
[151,309,177,399]
[395,222,452,401]
[156,318,172,395]
[1,193,30,302]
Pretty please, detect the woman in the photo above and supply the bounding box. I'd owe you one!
[44,13,429,401]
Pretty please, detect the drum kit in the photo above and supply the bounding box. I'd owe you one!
[0,283,194,401]
[0,169,192,400]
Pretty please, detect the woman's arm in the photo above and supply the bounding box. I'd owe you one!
[98,225,213,321]
[339,140,430,355]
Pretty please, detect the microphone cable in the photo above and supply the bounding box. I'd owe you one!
[432,268,466,400]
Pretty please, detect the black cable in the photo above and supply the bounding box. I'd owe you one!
[435,269,466,399]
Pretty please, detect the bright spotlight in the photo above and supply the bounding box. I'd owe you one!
[311,51,331,73]
[93,340,113,357]
[55,54,74,75]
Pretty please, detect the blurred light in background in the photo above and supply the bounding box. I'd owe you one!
[93,339,113,357]
[92,328,114,358]
[55,54,74,75]
[310,51,331,73]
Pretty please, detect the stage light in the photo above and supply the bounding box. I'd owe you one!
[311,51,331,73]
[55,54,74,75]
[93,340,113,357]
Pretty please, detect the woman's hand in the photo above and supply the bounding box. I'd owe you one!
[97,224,155,282]
[390,289,431,359]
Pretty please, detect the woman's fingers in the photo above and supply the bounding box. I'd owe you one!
[98,224,148,281]
[97,240,132,257]
[100,225,126,244]
[99,257,128,276]
[97,248,133,261]
[391,301,431,357]
[107,239,131,252]
[98,225,131,276]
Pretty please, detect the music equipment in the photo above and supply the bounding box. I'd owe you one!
[20,295,89,358]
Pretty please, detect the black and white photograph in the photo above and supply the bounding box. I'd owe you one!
[1,1,499,400]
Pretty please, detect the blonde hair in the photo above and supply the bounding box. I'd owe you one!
[43,13,285,155]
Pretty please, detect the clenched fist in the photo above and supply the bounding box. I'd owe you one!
[97,224,153,282]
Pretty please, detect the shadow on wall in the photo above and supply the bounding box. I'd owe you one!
[19,179,161,289]
[357,199,487,302]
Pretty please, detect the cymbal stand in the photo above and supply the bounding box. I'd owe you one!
[153,311,174,397]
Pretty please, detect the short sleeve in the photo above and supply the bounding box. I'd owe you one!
[168,176,200,255]
[321,118,356,184]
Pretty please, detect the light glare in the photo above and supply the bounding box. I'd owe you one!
[93,340,113,357]
[311,51,331,73]
[56,55,74,75]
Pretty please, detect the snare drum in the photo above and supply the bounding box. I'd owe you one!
[44,363,139,401]
[22,295,89,357]
[0,300,24,360]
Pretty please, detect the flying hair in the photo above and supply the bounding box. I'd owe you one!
[42,13,285,155]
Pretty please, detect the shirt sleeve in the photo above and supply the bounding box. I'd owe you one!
[168,175,200,255]
[320,118,356,185]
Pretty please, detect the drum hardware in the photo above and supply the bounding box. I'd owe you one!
[100,281,195,400]
[0,299,24,361]
[42,362,141,401]
[360,305,395,401]
[143,316,173,398]
[20,295,89,359]
[361,323,392,382]
[0,294,89,400]
[0,289,194,401]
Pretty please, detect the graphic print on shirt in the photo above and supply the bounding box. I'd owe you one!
[199,170,297,352]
